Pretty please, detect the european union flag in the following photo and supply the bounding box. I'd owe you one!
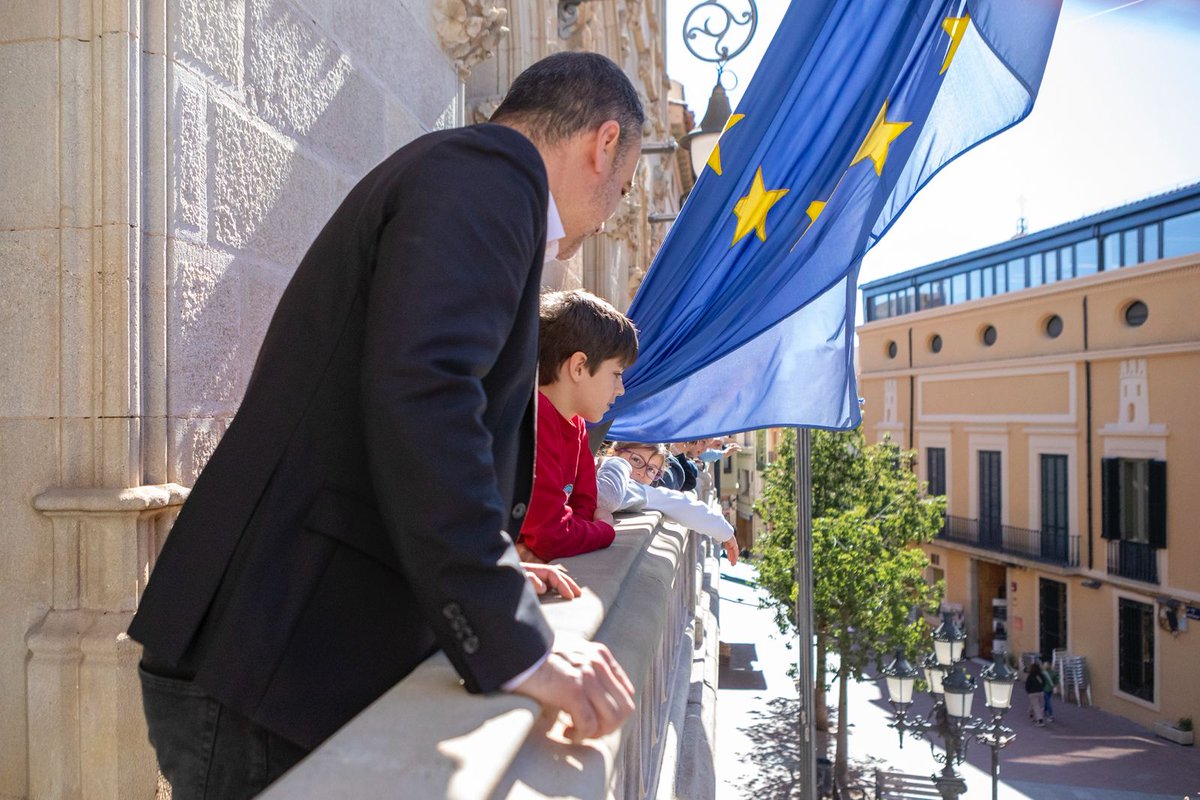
[605,0,1061,440]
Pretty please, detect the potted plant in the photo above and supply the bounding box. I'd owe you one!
[1153,717,1194,746]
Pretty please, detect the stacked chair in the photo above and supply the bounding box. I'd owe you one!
[1056,652,1092,706]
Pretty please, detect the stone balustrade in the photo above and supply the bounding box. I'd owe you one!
[261,512,720,800]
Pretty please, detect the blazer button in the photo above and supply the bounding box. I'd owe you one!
[512,502,527,519]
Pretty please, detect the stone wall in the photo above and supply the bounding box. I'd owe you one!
[167,0,461,484]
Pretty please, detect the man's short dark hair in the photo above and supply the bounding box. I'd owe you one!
[539,290,638,385]
[492,52,645,163]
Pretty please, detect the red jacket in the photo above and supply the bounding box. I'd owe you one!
[519,392,615,560]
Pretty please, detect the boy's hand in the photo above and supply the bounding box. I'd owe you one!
[723,539,739,566]
[515,542,544,563]
[512,641,635,742]
[523,563,581,599]
[594,510,615,528]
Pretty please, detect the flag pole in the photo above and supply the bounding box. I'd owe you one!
[795,426,818,798]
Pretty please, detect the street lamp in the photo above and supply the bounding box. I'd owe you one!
[881,613,1018,800]
[684,81,733,180]
[678,1,757,181]
[933,608,967,665]
[883,651,918,712]
[923,653,948,696]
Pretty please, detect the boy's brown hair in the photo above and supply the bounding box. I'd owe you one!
[539,290,638,386]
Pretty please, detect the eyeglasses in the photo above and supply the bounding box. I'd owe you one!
[616,449,663,481]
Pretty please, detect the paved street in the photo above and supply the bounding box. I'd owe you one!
[714,559,1200,800]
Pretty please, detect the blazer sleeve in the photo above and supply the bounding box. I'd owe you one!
[360,131,552,693]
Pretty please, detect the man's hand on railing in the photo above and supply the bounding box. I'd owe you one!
[522,562,581,599]
[511,641,636,742]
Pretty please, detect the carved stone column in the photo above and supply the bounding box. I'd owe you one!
[27,485,187,800]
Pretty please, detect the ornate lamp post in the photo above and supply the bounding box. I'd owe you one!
[677,1,758,179]
[881,612,1018,800]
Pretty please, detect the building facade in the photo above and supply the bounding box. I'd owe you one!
[0,1,684,797]
[858,186,1200,731]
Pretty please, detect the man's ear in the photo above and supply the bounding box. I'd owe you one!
[591,120,622,173]
[567,351,590,381]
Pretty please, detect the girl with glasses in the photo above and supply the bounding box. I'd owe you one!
[596,441,739,564]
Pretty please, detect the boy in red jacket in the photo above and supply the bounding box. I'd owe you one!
[518,290,638,561]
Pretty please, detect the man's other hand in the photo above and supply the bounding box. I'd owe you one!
[722,538,739,566]
[522,562,581,599]
[512,641,635,742]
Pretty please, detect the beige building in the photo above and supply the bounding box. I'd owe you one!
[713,427,780,554]
[858,186,1200,731]
[0,1,689,797]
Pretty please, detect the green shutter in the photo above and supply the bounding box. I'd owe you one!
[1148,460,1167,549]
[1101,458,1120,540]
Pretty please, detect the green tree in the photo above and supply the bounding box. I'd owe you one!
[753,428,944,782]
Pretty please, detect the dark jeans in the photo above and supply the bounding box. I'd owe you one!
[140,665,310,799]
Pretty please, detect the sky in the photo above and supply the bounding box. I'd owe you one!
[664,0,1200,290]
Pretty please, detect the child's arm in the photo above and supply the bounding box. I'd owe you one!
[595,457,648,516]
[520,435,615,561]
[564,437,616,537]
[641,485,738,564]
[642,484,733,542]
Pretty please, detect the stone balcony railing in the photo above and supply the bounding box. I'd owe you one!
[260,512,721,800]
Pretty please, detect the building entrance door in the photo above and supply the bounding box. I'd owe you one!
[979,450,1002,549]
[975,560,1006,659]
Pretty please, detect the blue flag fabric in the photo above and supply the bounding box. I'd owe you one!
[604,0,1060,441]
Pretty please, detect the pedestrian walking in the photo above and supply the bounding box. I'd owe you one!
[1042,661,1058,722]
[1025,661,1048,726]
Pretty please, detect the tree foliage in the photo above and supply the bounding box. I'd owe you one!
[754,427,945,667]
[754,427,945,779]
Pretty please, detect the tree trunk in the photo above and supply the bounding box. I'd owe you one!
[835,662,850,784]
[815,630,830,732]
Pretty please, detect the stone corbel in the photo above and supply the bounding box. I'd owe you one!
[434,0,510,81]
[26,484,189,800]
[606,196,643,250]
[471,94,504,124]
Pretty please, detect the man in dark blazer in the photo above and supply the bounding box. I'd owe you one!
[128,52,643,798]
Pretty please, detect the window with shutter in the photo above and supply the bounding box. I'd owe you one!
[1101,458,1120,540]
[1148,460,1167,549]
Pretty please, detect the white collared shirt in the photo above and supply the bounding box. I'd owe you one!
[503,192,566,694]
[544,190,565,263]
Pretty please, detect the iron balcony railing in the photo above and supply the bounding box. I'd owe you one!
[1106,539,1159,584]
[938,515,1079,567]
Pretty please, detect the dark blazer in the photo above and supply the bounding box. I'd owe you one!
[129,124,554,750]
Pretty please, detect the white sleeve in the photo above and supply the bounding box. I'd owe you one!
[642,485,735,542]
[501,649,550,692]
[595,457,648,515]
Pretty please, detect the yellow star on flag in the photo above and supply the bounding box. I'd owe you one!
[940,14,970,75]
[806,199,827,226]
[850,101,911,177]
[707,113,745,176]
[731,167,789,245]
